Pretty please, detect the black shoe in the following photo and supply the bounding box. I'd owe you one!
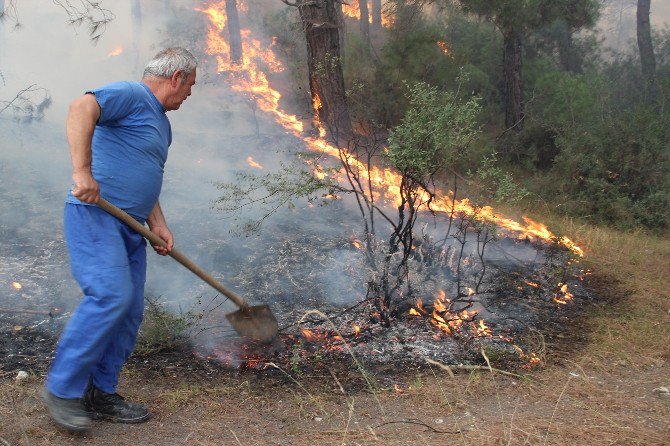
[40,387,92,432]
[83,386,150,424]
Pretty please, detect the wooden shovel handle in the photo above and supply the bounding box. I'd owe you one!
[96,198,249,310]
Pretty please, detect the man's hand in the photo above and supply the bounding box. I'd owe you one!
[71,171,100,203]
[149,225,173,256]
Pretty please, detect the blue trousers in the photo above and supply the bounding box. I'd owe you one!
[47,203,146,399]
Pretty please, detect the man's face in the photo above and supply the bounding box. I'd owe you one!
[166,68,197,111]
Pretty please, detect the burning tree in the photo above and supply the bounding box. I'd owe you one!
[280,0,354,141]
[341,80,483,324]
[226,0,243,64]
[216,79,484,328]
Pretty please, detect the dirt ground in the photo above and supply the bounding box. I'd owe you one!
[0,349,668,445]
[1,269,669,445]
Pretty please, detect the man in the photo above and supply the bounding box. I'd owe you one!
[42,47,197,432]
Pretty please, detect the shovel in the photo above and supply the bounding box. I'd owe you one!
[97,197,279,344]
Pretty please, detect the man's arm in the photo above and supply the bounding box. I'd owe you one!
[67,93,100,203]
[146,200,174,256]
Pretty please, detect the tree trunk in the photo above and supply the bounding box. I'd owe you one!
[556,22,582,73]
[502,30,523,131]
[226,0,243,64]
[359,0,371,47]
[637,0,656,80]
[371,0,382,33]
[298,0,353,141]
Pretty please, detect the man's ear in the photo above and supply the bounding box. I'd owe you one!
[170,70,182,87]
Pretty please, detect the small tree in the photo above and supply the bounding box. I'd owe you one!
[216,80,483,326]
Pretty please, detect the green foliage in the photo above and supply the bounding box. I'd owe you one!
[214,158,338,235]
[470,151,530,203]
[455,0,599,33]
[135,297,201,356]
[524,70,670,230]
[386,80,482,182]
[344,7,463,127]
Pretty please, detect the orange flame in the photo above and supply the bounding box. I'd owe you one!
[247,156,263,169]
[301,328,318,342]
[341,0,393,27]
[107,46,123,57]
[552,282,574,305]
[436,41,451,56]
[12,282,22,290]
[198,3,582,256]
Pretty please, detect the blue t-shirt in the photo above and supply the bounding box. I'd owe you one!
[66,81,172,222]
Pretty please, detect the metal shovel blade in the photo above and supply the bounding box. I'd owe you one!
[226,305,279,344]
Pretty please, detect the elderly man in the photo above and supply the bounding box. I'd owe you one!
[42,47,197,432]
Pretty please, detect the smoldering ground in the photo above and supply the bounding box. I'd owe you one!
[0,1,646,368]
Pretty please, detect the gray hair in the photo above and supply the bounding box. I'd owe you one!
[142,47,197,82]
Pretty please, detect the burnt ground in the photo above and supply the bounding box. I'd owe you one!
[2,226,670,446]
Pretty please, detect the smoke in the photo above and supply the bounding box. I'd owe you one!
[599,0,670,51]
[0,1,589,349]
[0,1,363,339]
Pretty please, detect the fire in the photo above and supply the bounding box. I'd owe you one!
[247,156,263,169]
[12,282,22,290]
[342,0,361,20]
[300,328,344,351]
[301,328,318,342]
[409,297,486,338]
[341,0,393,27]
[476,319,491,337]
[553,282,574,305]
[436,41,451,56]
[312,92,327,138]
[198,3,583,256]
[353,324,361,336]
[107,46,123,57]
[352,239,363,249]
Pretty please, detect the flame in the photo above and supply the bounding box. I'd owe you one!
[553,282,574,305]
[301,328,318,342]
[352,239,363,249]
[341,0,393,27]
[247,156,263,169]
[436,41,451,56]
[107,46,123,57]
[300,328,343,350]
[476,319,492,337]
[198,3,583,256]
[353,324,361,336]
[524,280,541,288]
[12,282,22,290]
[312,92,327,138]
[433,298,447,313]
[410,296,486,338]
[415,298,427,315]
